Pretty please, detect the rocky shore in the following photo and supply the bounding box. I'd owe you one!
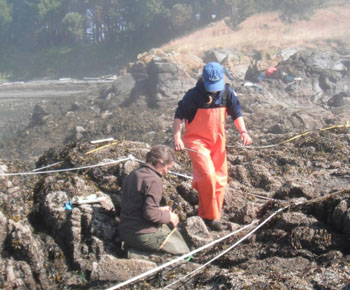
[0,47,349,289]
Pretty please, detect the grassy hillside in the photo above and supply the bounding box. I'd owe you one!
[162,4,350,57]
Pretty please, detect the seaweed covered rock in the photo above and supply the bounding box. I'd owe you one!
[0,45,349,289]
[0,128,349,289]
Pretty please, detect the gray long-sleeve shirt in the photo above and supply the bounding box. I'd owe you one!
[119,163,170,235]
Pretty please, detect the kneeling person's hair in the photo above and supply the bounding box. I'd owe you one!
[146,145,175,166]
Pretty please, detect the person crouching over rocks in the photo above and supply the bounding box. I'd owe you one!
[119,145,190,256]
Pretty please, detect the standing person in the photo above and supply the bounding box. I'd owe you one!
[119,145,190,255]
[173,62,252,231]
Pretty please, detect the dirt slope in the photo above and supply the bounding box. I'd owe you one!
[162,4,350,56]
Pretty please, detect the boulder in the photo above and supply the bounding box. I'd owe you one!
[147,56,195,107]
[185,216,212,247]
[90,254,156,282]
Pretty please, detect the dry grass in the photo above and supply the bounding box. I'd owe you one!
[162,4,350,56]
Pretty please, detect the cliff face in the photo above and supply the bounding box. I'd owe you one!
[0,45,350,289]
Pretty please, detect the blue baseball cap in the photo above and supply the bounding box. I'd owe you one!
[202,62,225,92]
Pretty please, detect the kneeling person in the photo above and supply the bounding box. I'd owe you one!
[119,145,190,255]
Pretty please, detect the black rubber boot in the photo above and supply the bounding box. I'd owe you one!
[204,219,223,231]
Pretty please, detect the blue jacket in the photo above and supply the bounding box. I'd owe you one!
[174,79,242,123]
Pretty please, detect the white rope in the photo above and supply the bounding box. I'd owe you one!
[1,154,193,180]
[179,146,278,201]
[104,222,257,290]
[232,143,281,149]
[167,169,277,202]
[162,205,290,289]
[130,156,144,164]
[226,187,277,202]
[90,137,114,144]
[184,147,208,157]
[246,193,276,201]
[128,157,194,179]
[168,170,193,179]
[0,156,132,177]
[228,122,350,150]
[228,142,284,149]
[32,161,63,171]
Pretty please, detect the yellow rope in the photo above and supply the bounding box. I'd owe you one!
[86,122,350,154]
[85,141,119,155]
[280,131,310,144]
[321,120,350,131]
[158,227,177,251]
[281,121,349,145]
[229,121,350,149]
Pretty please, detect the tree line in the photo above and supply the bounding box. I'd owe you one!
[0,0,327,49]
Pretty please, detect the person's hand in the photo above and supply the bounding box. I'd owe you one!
[174,134,185,151]
[240,131,252,146]
[159,206,171,212]
[159,206,179,226]
[169,212,179,227]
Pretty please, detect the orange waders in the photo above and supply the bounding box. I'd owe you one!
[183,107,228,220]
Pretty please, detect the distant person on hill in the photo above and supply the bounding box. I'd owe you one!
[119,145,190,255]
[173,62,252,231]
